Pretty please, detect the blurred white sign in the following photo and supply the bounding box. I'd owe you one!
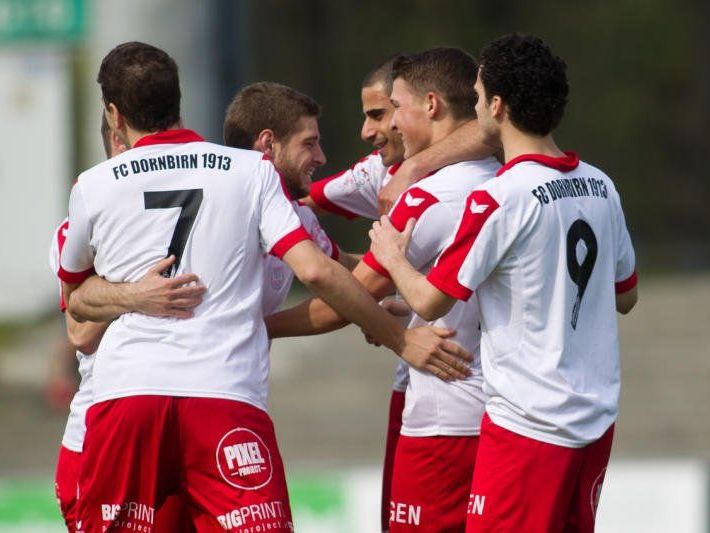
[0,47,69,319]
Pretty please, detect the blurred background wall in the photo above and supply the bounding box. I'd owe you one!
[0,0,708,531]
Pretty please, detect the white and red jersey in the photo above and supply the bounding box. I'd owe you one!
[262,201,338,316]
[49,218,93,452]
[428,152,637,447]
[59,129,311,411]
[309,151,399,220]
[364,158,500,436]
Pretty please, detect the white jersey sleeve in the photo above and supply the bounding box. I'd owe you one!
[611,188,637,291]
[48,218,69,310]
[427,189,511,300]
[309,151,392,220]
[59,185,96,283]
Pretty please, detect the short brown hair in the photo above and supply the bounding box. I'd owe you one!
[223,82,321,149]
[362,53,407,94]
[97,41,181,132]
[392,47,478,120]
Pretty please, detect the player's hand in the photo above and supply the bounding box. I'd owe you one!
[362,299,412,346]
[369,216,415,270]
[399,326,472,381]
[131,256,207,318]
[378,162,418,215]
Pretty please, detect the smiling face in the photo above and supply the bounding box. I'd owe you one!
[389,78,431,159]
[360,82,404,166]
[272,115,326,199]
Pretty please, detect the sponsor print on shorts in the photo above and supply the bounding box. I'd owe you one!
[100,501,155,532]
[390,501,421,526]
[468,493,486,516]
[217,428,273,490]
[216,500,293,532]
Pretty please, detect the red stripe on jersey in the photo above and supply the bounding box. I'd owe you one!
[269,226,311,259]
[496,151,579,177]
[362,187,439,278]
[427,190,500,301]
[308,172,359,220]
[615,270,638,294]
[387,162,402,176]
[55,219,70,312]
[58,265,96,285]
[133,129,204,148]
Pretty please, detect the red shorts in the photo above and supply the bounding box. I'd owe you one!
[381,390,406,531]
[390,434,478,532]
[56,445,196,532]
[78,396,293,533]
[466,413,614,533]
[55,445,81,531]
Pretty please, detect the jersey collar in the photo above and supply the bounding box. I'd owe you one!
[133,129,205,148]
[496,151,579,177]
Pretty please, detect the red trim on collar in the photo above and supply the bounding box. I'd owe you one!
[133,129,205,148]
[496,151,579,177]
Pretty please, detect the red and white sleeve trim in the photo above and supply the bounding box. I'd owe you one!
[308,173,359,220]
[426,189,500,301]
[57,265,96,284]
[269,226,311,259]
[615,270,638,294]
[362,187,439,278]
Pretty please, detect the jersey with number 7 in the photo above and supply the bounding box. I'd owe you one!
[427,152,637,448]
[59,130,311,410]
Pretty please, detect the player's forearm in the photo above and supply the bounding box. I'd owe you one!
[265,298,349,338]
[338,251,362,271]
[406,120,496,178]
[387,256,453,321]
[68,275,136,322]
[66,315,110,354]
[299,258,405,354]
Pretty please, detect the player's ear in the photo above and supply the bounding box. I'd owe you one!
[490,95,504,120]
[254,129,275,158]
[425,91,438,118]
[105,103,123,132]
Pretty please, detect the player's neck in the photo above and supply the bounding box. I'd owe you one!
[500,124,564,163]
[430,116,467,147]
[126,121,184,148]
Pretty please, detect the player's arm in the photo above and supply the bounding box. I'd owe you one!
[65,312,110,354]
[298,195,330,216]
[378,120,496,214]
[336,249,363,271]
[266,259,394,337]
[369,217,455,321]
[65,256,206,323]
[616,286,638,314]
[281,240,471,380]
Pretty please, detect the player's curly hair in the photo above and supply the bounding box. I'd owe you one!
[479,34,568,136]
[98,42,181,133]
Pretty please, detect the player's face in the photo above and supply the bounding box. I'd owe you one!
[361,82,404,166]
[273,116,326,199]
[474,73,501,147]
[390,78,431,160]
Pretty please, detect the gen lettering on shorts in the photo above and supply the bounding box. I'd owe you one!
[467,493,486,516]
[390,501,421,526]
[216,428,273,490]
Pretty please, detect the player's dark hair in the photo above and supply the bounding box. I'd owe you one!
[391,47,478,120]
[223,82,321,149]
[479,33,568,136]
[362,53,407,94]
[97,41,181,132]
[100,113,112,158]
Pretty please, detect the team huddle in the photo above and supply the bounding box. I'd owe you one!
[50,33,638,533]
